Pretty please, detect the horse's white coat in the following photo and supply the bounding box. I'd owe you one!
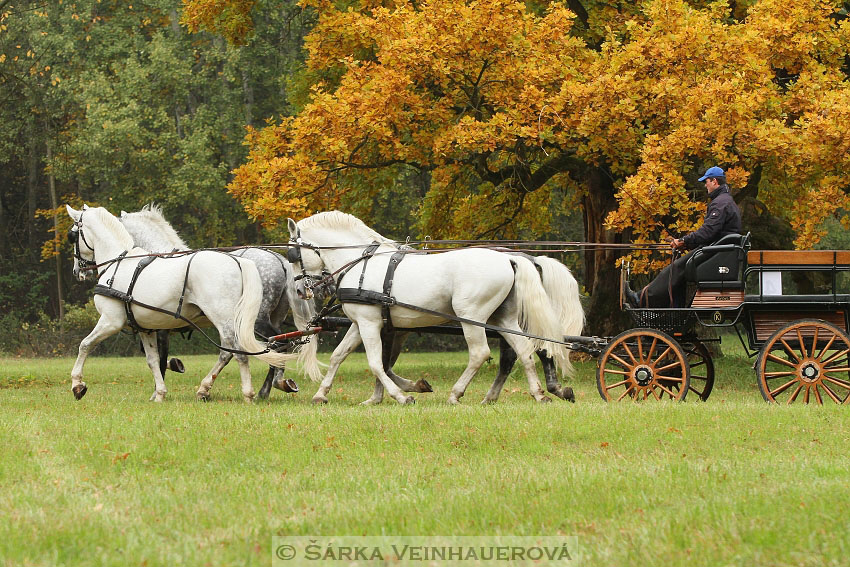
[66,205,298,402]
[119,205,322,386]
[289,211,571,404]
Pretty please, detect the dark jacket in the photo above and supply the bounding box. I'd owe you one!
[682,185,741,250]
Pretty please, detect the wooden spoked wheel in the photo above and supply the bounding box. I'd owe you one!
[756,319,850,404]
[597,329,691,402]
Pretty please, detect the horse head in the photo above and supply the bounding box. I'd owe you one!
[66,204,96,281]
[65,204,134,281]
[286,218,326,300]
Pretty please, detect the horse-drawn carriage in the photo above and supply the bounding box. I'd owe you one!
[597,233,850,404]
[66,204,850,406]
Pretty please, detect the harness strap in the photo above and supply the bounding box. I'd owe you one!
[124,255,158,332]
[105,251,128,288]
[176,252,198,319]
[381,251,406,336]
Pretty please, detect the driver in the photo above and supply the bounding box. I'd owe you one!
[624,166,742,308]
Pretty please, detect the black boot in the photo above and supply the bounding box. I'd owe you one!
[623,280,641,308]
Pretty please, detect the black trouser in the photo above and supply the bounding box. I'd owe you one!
[639,254,689,308]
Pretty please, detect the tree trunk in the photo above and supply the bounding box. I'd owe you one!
[0,182,7,258]
[241,66,254,128]
[581,166,631,335]
[27,117,39,255]
[46,140,64,319]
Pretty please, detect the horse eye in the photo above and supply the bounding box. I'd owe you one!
[67,228,78,243]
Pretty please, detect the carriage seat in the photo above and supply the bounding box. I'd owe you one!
[684,232,750,290]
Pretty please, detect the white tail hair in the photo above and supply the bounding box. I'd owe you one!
[510,256,571,373]
[286,267,325,381]
[233,259,300,368]
[534,256,584,376]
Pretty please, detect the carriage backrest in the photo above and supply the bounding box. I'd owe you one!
[684,232,751,289]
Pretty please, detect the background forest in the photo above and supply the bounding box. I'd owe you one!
[2,0,850,355]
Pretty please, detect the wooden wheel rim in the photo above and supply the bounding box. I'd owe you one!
[756,319,850,405]
[597,328,691,402]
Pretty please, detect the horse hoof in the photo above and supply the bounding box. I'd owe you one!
[401,396,415,405]
[257,386,271,400]
[360,398,380,406]
[72,384,87,400]
[274,378,299,393]
[447,396,460,405]
[538,396,552,403]
[312,396,328,405]
[480,398,497,405]
[196,392,210,402]
[561,387,576,403]
[168,358,185,373]
[414,379,433,393]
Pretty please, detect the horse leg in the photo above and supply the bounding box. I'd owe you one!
[482,338,518,404]
[196,350,232,401]
[139,332,168,402]
[257,366,276,400]
[539,351,574,402]
[447,324,492,405]
[500,333,549,403]
[157,330,169,381]
[386,332,432,393]
[254,318,292,400]
[367,331,432,404]
[234,352,256,403]
[358,320,414,405]
[69,311,125,400]
[313,324,363,404]
[363,329,402,405]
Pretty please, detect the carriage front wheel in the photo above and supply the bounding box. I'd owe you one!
[597,328,691,402]
[756,319,850,404]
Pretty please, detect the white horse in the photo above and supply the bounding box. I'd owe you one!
[317,253,584,405]
[287,211,570,404]
[66,204,298,402]
[119,205,322,397]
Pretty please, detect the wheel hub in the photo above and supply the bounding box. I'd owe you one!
[634,365,653,386]
[801,361,820,382]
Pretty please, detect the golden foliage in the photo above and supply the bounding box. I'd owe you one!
[208,0,850,247]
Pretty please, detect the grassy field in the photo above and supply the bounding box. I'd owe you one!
[2,342,850,566]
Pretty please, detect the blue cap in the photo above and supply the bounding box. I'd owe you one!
[698,166,725,182]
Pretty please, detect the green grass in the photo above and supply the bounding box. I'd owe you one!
[1,344,850,567]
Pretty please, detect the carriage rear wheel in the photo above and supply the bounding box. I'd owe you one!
[756,319,850,404]
[597,328,691,402]
[680,340,715,401]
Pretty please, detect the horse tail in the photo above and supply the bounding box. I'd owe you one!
[534,256,584,376]
[233,259,300,368]
[288,287,324,383]
[510,256,572,376]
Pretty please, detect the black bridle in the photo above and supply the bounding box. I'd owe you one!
[67,210,98,273]
[286,229,332,292]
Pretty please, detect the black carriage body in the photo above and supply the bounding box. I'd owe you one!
[624,242,850,353]
[609,241,850,404]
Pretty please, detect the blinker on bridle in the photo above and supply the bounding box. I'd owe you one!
[68,211,98,272]
[287,229,331,291]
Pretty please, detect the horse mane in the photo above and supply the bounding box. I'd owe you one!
[89,207,136,250]
[298,211,399,247]
[122,203,188,250]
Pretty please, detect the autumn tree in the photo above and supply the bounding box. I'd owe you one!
[198,0,849,332]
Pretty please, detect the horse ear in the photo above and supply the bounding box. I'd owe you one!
[82,204,89,210]
[66,204,80,220]
[287,218,297,237]
[120,210,127,218]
